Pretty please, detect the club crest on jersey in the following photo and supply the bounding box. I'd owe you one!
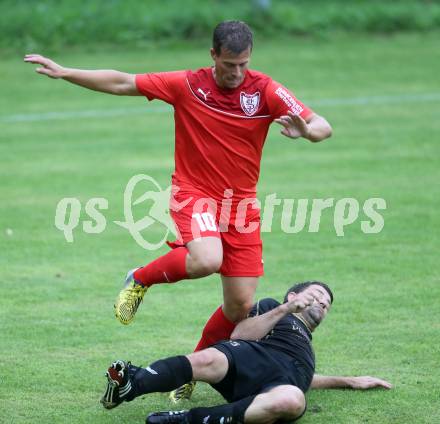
[240,91,260,116]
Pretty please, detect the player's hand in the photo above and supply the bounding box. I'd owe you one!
[24,54,66,79]
[284,287,321,313]
[275,110,310,139]
[349,376,393,390]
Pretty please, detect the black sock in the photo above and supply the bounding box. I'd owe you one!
[187,395,255,424]
[125,355,193,401]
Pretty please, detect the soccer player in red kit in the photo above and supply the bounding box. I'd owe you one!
[25,21,332,401]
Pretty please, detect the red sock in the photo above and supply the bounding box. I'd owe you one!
[133,247,189,287]
[194,306,236,351]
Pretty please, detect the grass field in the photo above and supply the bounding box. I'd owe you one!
[1,32,439,423]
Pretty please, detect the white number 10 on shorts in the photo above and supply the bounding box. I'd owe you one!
[192,212,218,232]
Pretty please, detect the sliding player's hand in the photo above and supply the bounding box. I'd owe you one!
[285,287,321,313]
[349,376,393,390]
[24,54,66,79]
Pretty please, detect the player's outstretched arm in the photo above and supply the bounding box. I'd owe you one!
[24,54,139,96]
[311,374,392,390]
[275,111,332,142]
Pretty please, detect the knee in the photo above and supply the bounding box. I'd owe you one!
[224,299,254,323]
[187,348,228,382]
[188,349,217,369]
[270,387,306,420]
[190,251,222,276]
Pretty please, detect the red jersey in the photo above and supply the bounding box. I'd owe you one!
[135,67,312,202]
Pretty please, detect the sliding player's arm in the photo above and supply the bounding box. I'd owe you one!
[230,288,321,341]
[24,54,139,96]
[311,374,392,390]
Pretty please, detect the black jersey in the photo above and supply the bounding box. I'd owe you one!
[248,298,315,381]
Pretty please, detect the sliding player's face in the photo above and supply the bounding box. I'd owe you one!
[211,47,251,89]
[300,285,332,330]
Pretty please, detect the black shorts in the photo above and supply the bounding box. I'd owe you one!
[211,340,308,403]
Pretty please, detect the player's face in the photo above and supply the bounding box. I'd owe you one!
[300,285,332,330]
[211,47,251,89]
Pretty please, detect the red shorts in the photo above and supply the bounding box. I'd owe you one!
[168,185,263,277]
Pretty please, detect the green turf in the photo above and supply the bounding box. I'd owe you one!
[1,32,439,423]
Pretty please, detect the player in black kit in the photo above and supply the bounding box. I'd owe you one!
[100,281,391,423]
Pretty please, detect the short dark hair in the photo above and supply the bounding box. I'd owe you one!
[212,21,253,55]
[283,281,334,304]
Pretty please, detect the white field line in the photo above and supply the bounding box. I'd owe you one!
[1,92,440,123]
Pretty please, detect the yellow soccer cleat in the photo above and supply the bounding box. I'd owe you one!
[115,269,148,325]
[169,381,196,403]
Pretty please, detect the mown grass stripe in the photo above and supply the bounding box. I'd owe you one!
[2,92,440,123]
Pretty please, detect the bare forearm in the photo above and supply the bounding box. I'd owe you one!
[305,115,332,142]
[61,68,137,95]
[231,291,320,340]
[24,54,139,95]
[311,374,392,390]
[311,374,354,389]
[230,304,288,340]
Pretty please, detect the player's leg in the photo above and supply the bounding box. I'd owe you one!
[134,236,223,285]
[186,236,223,276]
[147,396,257,424]
[194,276,258,351]
[171,221,262,402]
[194,214,263,350]
[115,237,223,325]
[100,348,229,409]
[187,384,305,424]
[115,187,224,325]
[170,277,258,402]
[148,343,257,424]
[133,192,223,284]
[187,347,229,382]
[243,385,306,423]
[148,385,305,424]
[222,275,259,322]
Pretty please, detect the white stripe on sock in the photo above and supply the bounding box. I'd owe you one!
[146,366,158,375]
[120,380,132,397]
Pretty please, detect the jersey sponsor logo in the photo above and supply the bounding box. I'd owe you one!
[240,91,261,116]
[292,323,311,342]
[292,324,306,336]
[275,87,304,115]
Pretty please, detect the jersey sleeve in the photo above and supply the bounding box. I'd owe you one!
[266,79,313,120]
[248,298,281,317]
[135,71,187,104]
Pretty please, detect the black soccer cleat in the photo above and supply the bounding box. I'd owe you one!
[100,360,134,409]
[146,410,190,424]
